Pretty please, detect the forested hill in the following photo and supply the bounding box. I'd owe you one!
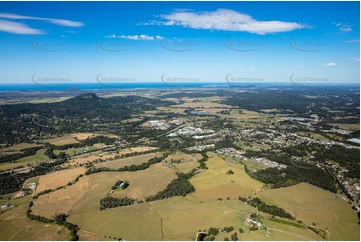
[0,93,175,144]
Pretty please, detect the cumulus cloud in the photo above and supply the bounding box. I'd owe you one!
[324,62,336,66]
[105,34,164,41]
[0,19,44,34]
[144,9,306,35]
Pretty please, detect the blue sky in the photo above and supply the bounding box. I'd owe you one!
[0,1,359,85]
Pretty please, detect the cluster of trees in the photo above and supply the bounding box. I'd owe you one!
[247,162,337,193]
[222,226,234,233]
[247,197,294,219]
[53,214,80,241]
[118,157,162,172]
[145,172,195,202]
[99,196,135,210]
[242,145,337,192]
[82,136,117,146]
[26,201,79,240]
[198,152,209,169]
[86,157,163,175]
[0,158,67,195]
[314,144,359,179]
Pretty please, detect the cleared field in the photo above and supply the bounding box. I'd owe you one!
[112,163,177,200]
[32,176,91,219]
[66,167,178,240]
[187,153,264,202]
[65,152,333,241]
[0,149,52,171]
[152,197,321,241]
[16,148,51,163]
[0,203,70,240]
[36,167,86,194]
[0,143,38,156]
[296,131,329,141]
[258,183,360,241]
[77,229,102,241]
[329,123,359,130]
[94,152,161,169]
[0,162,29,171]
[164,151,200,173]
[26,97,71,104]
[45,135,80,146]
[118,146,158,155]
[70,133,117,141]
[63,152,117,167]
[53,145,98,156]
[69,203,162,241]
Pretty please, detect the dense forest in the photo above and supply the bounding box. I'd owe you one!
[247,163,337,193]
[0,93,175,144]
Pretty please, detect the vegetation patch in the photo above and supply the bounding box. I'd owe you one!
[145,172,195,202]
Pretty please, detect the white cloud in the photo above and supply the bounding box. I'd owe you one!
[350,57,360,62]
[324,62,336,66]
[0,13,83,27]
[332,22,352,33]
[145,9,306,35]
[344,39,360,43]
[0,19,44,34]
[105,34,164,41]
[340,26,352,33]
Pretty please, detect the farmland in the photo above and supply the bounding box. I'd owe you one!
[0,85,359,241]
[36,167,86,194]
[0,204,70,240]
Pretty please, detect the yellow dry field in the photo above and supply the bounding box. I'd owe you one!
[111,163,177,200]
[70,133,117,141]
[36,167,86,194]
[117,147,158,156]
[69,203,163,241]
[329,123,359,130]
[173,100,232,109]
[32,176,91,219]
[63,152,332,241]
[258,183,360,241]
[0,204,70,240]
[187,153,264,202]
[63,152,117,167]
[156,107,186,115]
[77,229,102,241]
[26,97,71,104]
[45,135,80,146]
[165,151,200,173]
[94,152,161,169]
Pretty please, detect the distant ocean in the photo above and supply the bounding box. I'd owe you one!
[0,82,229,91]
[0,82,358,92]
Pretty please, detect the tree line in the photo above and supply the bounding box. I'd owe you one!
[145,172,195,202]
[247,197,294,219]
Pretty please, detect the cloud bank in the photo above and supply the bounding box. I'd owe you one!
[145,9,306,35]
